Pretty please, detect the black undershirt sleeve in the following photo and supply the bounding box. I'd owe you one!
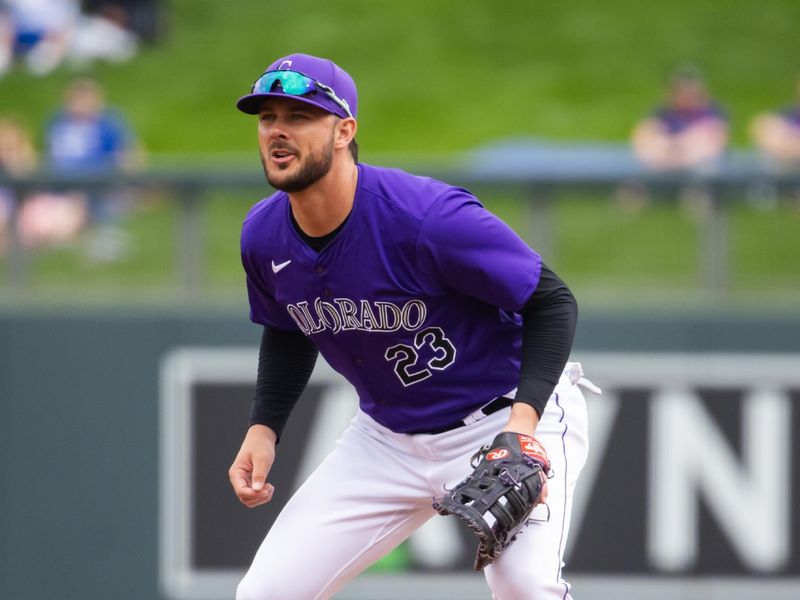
[248,325,319,441]
[514,262,578,417]
[248,216,340,440]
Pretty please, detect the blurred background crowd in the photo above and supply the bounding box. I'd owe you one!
[0,76,143,258]
[632,65,800,175]
[0,0,798,306]
[0,0,157,260]
[0,0,161,76]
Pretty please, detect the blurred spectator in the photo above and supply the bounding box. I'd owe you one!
[82,0,165,44]
[0,116,36,175]
[625,66,729,218]
[41,77,144,259]
[0,0,165,76]
[46,76,142,174]
[750,75,800,171]
[0,115,91,251]
[15,188,90,249]
[68,1,139,67]
[748,76,800,211]
[0,116,36,252]
[0,0,80,76]
[631,65,729,174]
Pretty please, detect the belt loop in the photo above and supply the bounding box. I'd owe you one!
[415,396,511,435]
[461,408,484,426]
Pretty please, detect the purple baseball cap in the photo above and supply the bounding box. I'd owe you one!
[236,53,358,119]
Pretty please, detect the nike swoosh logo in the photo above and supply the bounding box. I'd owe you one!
[271,259,292,273]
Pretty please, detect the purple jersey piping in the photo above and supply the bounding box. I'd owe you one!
[554,392,572,600]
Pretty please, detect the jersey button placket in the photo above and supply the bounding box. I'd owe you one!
[315,263,329,298]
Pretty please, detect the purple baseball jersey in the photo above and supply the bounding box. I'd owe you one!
[241,163,542,433]
[779,106,800,128]
[653,103,727,134]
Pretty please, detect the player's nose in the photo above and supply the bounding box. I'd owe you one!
[265,125,289,142]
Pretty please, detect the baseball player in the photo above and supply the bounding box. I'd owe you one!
[229,53,594,599]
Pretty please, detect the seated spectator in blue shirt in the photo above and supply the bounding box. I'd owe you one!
[750,75,800,171]
[43,76,143,260]
[631,66,729,173]
[45,76,138,174]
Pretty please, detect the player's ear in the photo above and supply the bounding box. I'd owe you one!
[334,117,357,151]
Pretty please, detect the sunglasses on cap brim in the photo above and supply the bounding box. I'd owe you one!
[251,70,353,118]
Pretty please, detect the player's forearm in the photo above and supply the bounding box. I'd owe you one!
[249,325,318,441]
[514,263,578,417]
[502,402,540,436]
[247,423,279,447]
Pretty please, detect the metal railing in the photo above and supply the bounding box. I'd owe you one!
[2,163,799,298]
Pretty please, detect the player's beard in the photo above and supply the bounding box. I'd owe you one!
[261,130,336,193]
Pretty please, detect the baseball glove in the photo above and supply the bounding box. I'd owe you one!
[432,432,551,570]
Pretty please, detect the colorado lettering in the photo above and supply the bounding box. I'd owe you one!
[287,298,427,335]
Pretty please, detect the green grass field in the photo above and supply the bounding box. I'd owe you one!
[2,0,800,154]
[1,0,799,309]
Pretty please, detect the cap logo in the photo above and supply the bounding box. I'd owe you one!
[278,60,292,70]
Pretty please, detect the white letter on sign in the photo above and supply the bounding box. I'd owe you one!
[648,387,790,572]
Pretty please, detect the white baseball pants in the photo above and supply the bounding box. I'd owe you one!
[237,364,591,600]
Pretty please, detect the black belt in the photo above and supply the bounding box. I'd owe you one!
[417,396,512,435]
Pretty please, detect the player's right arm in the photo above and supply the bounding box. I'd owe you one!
[229,424,278,508]
[228,325,318,507]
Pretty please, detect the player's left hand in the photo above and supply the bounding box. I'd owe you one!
[501,403,548,504]
[433,432,551,570]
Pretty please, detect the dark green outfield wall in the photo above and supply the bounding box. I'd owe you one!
[0,311,256,600]
[1,310,798,600]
